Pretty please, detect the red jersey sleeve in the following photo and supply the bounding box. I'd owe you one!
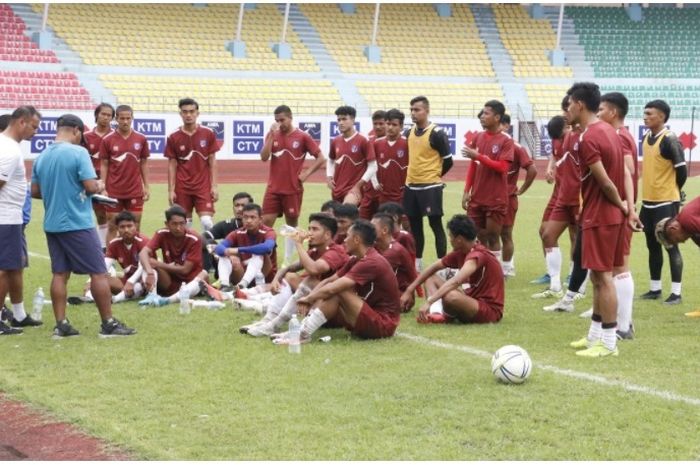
[164,134,176,159]
[441,250,466,269]
[98,137,109,160]
[329,138,337,161]
[139,135,151,160]
[224,230,238,246]
[619,131,635,157]
[303,131,321,158]
[344,257,374,286]
[208,130,221,153]
[264,228,277,241]
[499,136,515,163]
[185,236,202,263]
[105,241,118,259]
[320,247,348,272]
[518,145,533,168]
[363,136,376,162]
[146,232,163,256]
[580,132,601,166]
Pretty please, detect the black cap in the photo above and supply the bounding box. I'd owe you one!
[56,113,86,146]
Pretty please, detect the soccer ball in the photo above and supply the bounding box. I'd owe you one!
[491,345,532,384]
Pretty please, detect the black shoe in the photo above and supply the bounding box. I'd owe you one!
[663,293,682,305]
[616,323,635,341]
[53,320,80,339]
[68,296,94,305]
[0,306,13,323]
[219,284,234,293]
[11,315,43,327]
[640,290,661,300]
[99,318,136,338]
[0,321,23,336]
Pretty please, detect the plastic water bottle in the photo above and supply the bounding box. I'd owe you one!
[254,272,265,287]
[288,313,301,354]
[178,283,190,315]
[278,224,297,237]
[189,300,225,311]
[31,287,44,321]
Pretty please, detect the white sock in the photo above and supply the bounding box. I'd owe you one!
[545,247,562,292]
[300,308,327,337]
[650,279,662,292]
[167,279,202,303]
[271,284,311,327]
[241,255,264,287]
[218,258,233,286]
[85,289,94,301]
[12,302,26,321]
[266,282,293,318]
[579,271,589,294]
[113,291,127,303]
[563,290,577,302]
[98,224,108,248]
[601,325,618,351]
[568,261,574,275]
[200,215,213,232]
[587,319,602,344]
[502,259,513,271]
[493,249,502,264]
[671,282,682,295]
[614,272,634,333]
[429,299,444,315]
[186,218,194,229]
[284,235,295,262]
[133,282,144,297]
[415,258,422,272]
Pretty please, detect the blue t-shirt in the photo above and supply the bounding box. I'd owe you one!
[31,141,97,233]
[22,184,31,226]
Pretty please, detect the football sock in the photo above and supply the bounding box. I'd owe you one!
[429,299,444,315]
[668,245,683,283]
[409,215,425,260]
[241,255,264,287]
[614,272,634,333]
[587,316,602,343]
[112,291,127,303]
[415,258,423,273]
[545,247,562,292]
[601,322,618,351]
[97,224,108,248]
[266,283,293,319]
[579,271,589,294]
[218,258,233,286]
[649,279,662,292]
[186,218,194,229]
[300,308,327,337]
[11,302,26,321]
[200,215,214,232]
[563,290,577,302]
[671,281,682,296]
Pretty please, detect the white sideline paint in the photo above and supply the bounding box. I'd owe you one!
[397,332,700,408]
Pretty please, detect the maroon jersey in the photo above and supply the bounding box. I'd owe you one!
[441,250,468,269]
[507,141,533,196]
[556,129,582,207]
[267,128,321,194]
[100,130,150,199]
[83,128,113,174]
[393,229,416,260]
[224,224,278,266]
[147,228,203,282]
[164,125,218,194]
[338,247,401,319]
[464,244,504,312]
[106,233,148,280]
[617,126,638,203]
[579,120,625,229]
[308,242,349,280]
[677,196,700,246]
[374,136,408,199]
[468,130,514,206]
[329,132,375,200]
[378,240,417,292]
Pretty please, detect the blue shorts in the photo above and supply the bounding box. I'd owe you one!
[0,224,27,270]
[46,229,106,275]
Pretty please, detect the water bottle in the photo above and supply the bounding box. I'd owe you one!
[189,300,225,311]
[278,224,297,237]
[178,283,190,315]
[288,313,301,354]
[254,272,265,287]
[32,287,44,321]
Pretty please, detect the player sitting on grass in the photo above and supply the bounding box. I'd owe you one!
[371,213,417,311]
[272,219,402,344]
[138,205,208,307]
[400,215,504,324]
[242,213,349,337]
[201,192,253,274]
[332,202,359,244]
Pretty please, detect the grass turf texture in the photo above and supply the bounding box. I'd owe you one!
[2,178,700,460]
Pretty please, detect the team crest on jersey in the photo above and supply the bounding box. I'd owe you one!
[492,144,500,154]
[134,143,141,150]
[397,150,405,158]
[574,142,579,151]
[89,144,95,150]
[351,145,358,153]
[180,145,186,151]
[273,141,279,147]
[199,140,207,148]
[292,141,300,149]
[113,146,119,151]
[379,152,385,159]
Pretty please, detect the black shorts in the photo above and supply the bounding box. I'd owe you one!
[640,202,680,232]
[403,184,444,218]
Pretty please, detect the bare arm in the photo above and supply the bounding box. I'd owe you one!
[588,161,627,214]
[31,182,41,199]
[299,151,326,184]
[140,159,150,201]
[209,153,218,202]
[260,125,279,162]
[517,164,538,196]
[301,276,356,304]
[100,159,108,185]
[423,259,478,306]
[82,178,104,194]
[167,158,177,205]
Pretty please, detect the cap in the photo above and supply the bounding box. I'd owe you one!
[654,217,673,249]
[56,113,86,146]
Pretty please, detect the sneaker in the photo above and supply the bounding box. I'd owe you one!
[575,344,618,357]
[138,292,169,307]
[616,323,635,340]
[416,313,451,324]
[579,308,593,318]
[99,318,136,338]
[1,306,13,323]
[68,295,94,305]
[200,281,227,302]
[570,337,595,349]
[233,298,265,314]
[247,321,279,337]
[573,292,586,301]
[11,315,43,327]
[663,293,682,305]
[531,288,563,299]
[529,273,550,285]
[639,290,661,300]
[0,321,23,336]
[239,320,265,334]
[219,284,234,293]
[543,299,574,313]
[504,267,516,278]
[684,310,700,318]
[53,320,79,339]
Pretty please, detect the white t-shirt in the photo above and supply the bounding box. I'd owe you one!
[0,133,27,225]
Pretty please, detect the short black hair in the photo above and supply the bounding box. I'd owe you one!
[501,113,511,126]
[547,115,566,140]
[233,192,253,203]
[321,199,342,214]
[446,214,477,241]
[335,105,356,119]
[178,98,199,110]
[385,108,404,125]
[377,201,404,218]
[645,99,671,123]
[372,110,388,121]
[561,95,570,112]
[10,105,41,121]
[567,82,600,113]
[350,219,377,246]
[309,212,338,237]
[0,114,10,131]
[334,203,359,220]
[242,203,262,216]
[372,212,394,234]
[94,103,115,121]
[601,92,629,119]
[165,204,187,221]
[477,109,484,119]
[484,99,506,119]
[410,95,429,107]
[114,210,137,225]
[274,105,292,117]
[115,104,133,116]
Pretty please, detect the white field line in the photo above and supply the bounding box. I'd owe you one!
[397,332,700,408]
[28,251,50,260]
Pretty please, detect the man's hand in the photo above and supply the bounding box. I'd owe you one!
[545,167,555,184]
[270,279,281,295]
[211,185,219,203]
[224,248,238,257]
[416,303,431,322]
[292,229,309,244]
[145,272,156,291]
[123,281,135,297]
[168,190,177,205]
[299,168,311,184]
[148,258,160,269]
[326,176,335,190]
[628,210,644,232]
[461,145,478,160]
[269,122,280,133]
[400,291,414,312]
[296,297,311,317]
[461,191,471,211]
[143,188,150,202]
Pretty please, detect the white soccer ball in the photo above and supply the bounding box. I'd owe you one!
[491,345,532,384]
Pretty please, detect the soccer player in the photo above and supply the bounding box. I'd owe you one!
[404,96,452,269]
[260,105,325,263]
[320,199,342,216]
[83,103,115,249]
[565,82,631,358]
[202,192,253,274]
[327,105,376,205]
[359,110,389,219]
[99,104,150,243]
[165,98,220,233]
[214,203,277,292]
[0,106,42,335]
[377,201,417,261]
[639,100,687,305]
[499,114,537,277]
[272,219,402,344]
[243,213,349,337]
[401,215,504,324]
[332,203,359,245]
[138,205,208,307]
[462,100,514,264]
[32,114,135,338]
[371,213,417,309]
[373,109,409,207]
[368,109,387,141]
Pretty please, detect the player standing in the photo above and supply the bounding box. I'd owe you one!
[359,110,389,219]
[373,109,409,207]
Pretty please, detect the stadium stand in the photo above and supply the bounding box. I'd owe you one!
[0,4,57,63]
[0,70,93,110]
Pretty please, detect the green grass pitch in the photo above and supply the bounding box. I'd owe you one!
[2,178,700,460]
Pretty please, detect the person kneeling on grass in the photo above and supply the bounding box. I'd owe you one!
[242,212,349,337]
[400,214,504,324]
[272,219,401,345]
[138,204,208,307]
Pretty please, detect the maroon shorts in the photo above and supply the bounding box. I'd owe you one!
[359,188,380,220]
[176,190,215,215]
[347,302,398,339]
[92,201,106,215]
[541,193,558,222]
[105,197,144,213]
[378,190,404,206]
[582,223,625,272]
[262,190,302,219]
[467,203,507,230]
[549,203,579,225]
[503,195,518,227]
[620,223,632,257]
